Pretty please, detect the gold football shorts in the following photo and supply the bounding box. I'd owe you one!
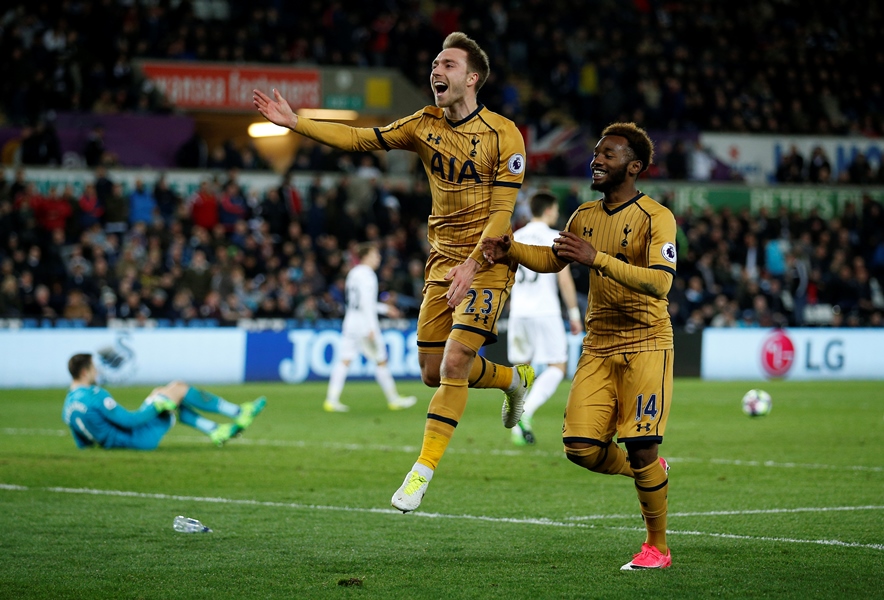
[416,251,516,354]
[562,349,673,446]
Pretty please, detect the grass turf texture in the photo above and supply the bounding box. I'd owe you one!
[1,379,882,599]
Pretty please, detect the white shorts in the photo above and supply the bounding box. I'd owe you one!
[507,315,568,365]
[338,328,388,363]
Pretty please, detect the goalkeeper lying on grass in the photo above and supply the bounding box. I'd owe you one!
[62,353,265,449]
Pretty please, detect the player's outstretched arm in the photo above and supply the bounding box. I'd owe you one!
[254,88,405,153]
[253,88,298,130]
[508,239,569,274]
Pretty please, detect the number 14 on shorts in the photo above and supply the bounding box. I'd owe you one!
[635,394,659,420]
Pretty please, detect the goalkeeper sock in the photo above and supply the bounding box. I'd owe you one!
[417,377,468,470]
[467,356,514,390]
[634,459,669,553]
[183,387,240,418]
[522,365,564,419]
[177,406,217,435]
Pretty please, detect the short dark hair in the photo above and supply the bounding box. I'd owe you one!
[355,242,378,259]
[442,32,490,91]
[600,122,655,173]
[529,192,558,218]
[68,353,93,379]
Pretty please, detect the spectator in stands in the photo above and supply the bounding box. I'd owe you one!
[257,188,291,239]
[179,249,213,303]
[176,133,209,169]
[218,181,249,232]
[19,121,62,166]
[189,181,219,231]
[278,175,303,222]
[153,175,181,225]
[846,152,874,184]
[665,140,689,180]
[0,275,21,316]
[32,186,73,238]
[807,147,832,183]
[78,183,104,230]
[24,284,57,318]
[104,182,129,234]
[128,179,156,226]
[83,125,108,167]
[63,289,93,322]
[240,144,270,171]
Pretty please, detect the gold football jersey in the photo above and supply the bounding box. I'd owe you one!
[294,105,525,261]
[375,105,526,261]
[564,192,677,354]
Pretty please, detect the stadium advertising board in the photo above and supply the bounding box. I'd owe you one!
[244,327,420,383]
[139,61,320,110]
[9,166,884,221]
[0,330,246,388]
[701,328,884,380]
[699,133,884,184]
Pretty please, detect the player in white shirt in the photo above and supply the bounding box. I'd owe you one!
[324,243,418,412]
[507,192,583,444]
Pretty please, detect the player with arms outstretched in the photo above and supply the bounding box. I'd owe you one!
[254,32,534,512]
[324,243,417,413]
[63,353,266,449]
[507,191,582,445]
[482,123,676,570]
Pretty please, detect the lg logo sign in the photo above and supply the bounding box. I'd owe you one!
[760,331,794,377]
[760,331,844,378]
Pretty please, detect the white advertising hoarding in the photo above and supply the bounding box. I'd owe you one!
[0,329,246,388]
[699,133,884,184]
[701,328,884,380]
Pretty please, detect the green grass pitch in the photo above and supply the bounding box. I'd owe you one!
[1,378,882,599]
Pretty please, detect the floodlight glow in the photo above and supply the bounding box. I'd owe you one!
[248,122,289,138]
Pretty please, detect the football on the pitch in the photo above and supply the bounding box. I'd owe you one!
[741,389,772,417]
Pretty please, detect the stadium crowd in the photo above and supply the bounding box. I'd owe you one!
[2,0,883,137]
[1,165,882,329]
[1,1,883,329]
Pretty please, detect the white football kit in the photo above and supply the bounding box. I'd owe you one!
[507,220,568,365]
[340,264,388,362]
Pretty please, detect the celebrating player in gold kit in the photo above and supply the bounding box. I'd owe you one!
[482,123,676,570]
[254,32,534,513]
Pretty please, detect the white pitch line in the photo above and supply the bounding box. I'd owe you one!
[1,483,882,551]
[3,428,883,472]
[567,505,884,520]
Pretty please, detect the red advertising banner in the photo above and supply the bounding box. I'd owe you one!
[140,62,321,111]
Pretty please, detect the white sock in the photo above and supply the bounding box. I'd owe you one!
[507,366,520,391]
[412,462,434,481]
[374,364,399,403]
[522,366,565,419]
[326,361,348,403]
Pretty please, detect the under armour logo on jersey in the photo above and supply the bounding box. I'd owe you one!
[473,313,489,325]
[583,227,593,237]
[426,134,442,145]
[470,137,480,157]
[621,225,632,247]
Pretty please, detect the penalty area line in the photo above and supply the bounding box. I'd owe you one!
[1,483,882,552]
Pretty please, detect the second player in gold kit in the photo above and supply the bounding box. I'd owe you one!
[482,122,677,571]
[254,32,534,514]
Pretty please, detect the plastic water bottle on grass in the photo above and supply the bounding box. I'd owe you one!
[173,516,212,533]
